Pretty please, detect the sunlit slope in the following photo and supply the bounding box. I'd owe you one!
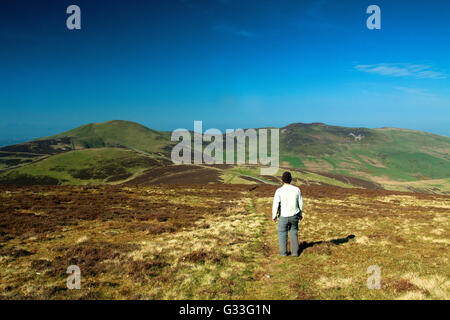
[280,123,450,182]
[0,148,167,185]
[40,120,173,154]
[1,121,449,191]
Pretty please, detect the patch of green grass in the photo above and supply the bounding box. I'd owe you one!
[0,148,161,185]
[289,171,355,188]
[280,155,304,168]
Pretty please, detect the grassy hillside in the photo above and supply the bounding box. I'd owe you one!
[0,148,167,185]
[0,137,75,171]
[280,123,450,183]
[1,121,449,192]
[41,120,173,155]
[221,166,379,189]
[381,178,450,194]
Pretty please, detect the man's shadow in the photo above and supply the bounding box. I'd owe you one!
[297,234,356,256]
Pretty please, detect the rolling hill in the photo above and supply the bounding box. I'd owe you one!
[0,148,170,186]
[279,123,450,182]
[0,120,449,193]
[39,120,173,154]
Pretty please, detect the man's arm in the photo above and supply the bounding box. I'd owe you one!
[272,189,280,221]
[298,188,303,218]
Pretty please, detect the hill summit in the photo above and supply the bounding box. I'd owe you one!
[0,120,449,193]
[41,120,172,154]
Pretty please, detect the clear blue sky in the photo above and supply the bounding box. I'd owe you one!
[1,0,449,140]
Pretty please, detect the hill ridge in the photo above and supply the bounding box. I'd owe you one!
[0,120,448,193]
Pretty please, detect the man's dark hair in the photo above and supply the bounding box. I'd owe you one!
[282,171,292,184]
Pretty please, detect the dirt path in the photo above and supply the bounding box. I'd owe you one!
[0,154,51,174]
[244,185,450,300]
[239,174,278,185]
[243,190,312,299]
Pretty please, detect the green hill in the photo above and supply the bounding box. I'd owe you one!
[279,123,450,183]
[0,120,174,172]
[0,121,449,192]
[0,148,169,185]
[40,120,173,155]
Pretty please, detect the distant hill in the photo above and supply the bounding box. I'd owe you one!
[40,120,173,155]
[0,121,174,173]
[280,123,450,183]
[0,148,170,186]
[0,120,449,193]
[0,138,29,148]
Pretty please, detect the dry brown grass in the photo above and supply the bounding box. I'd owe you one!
[0,184,264,299]
[244,185,449,300]
[0,184,448,300]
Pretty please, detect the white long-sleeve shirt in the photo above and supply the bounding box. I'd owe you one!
[272,184,303,220]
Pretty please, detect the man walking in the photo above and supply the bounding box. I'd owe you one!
[272,172,303,257]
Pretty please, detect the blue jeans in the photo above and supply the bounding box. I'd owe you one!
[277,214,300,256]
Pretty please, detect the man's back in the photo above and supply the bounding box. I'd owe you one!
[272,184,303,219]
[272,172,303,257]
